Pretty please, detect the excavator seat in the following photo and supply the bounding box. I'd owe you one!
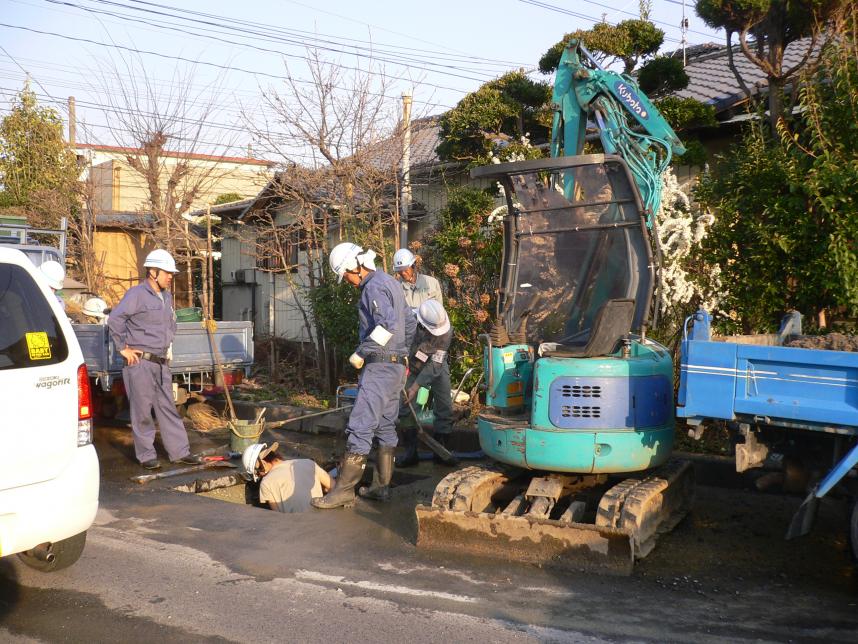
[542,298,635,358]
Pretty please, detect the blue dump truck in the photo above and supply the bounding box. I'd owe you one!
[73,320,254,416]
[678,310,858,561]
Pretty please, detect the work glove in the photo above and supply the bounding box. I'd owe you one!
[405,381,420,403]
[349,352,365,369]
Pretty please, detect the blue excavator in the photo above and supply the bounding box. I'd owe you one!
[415,40,694,574]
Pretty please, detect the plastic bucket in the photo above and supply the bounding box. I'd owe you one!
[176,307,203,322]
[229,420,264,454]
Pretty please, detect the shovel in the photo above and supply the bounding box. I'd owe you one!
[130,461,237,485]
[403,389,458,466]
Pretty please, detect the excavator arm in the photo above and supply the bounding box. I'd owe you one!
[550,40,685,225]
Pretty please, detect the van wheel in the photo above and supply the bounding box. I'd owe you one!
[18,531,87,572]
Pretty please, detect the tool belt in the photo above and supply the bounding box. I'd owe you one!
[364,353,407,366]
[141,351,169,365]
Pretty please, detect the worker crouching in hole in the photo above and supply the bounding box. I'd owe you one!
[242,442,333,513]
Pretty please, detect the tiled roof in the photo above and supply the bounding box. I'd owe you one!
[76,143,275,167]
[673,38,816,112]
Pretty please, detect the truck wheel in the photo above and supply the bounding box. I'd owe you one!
[850,500,858,564]
[18,531,87,572]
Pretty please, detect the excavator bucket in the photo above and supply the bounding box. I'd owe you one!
[415,460,693,575]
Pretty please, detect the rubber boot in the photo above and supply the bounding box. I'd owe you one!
[358,446,395,502]
[311,453,366,509]
[396,426,419,468]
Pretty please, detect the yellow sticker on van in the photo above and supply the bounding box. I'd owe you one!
[26,332,52,360]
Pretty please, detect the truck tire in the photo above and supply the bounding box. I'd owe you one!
[18,531,87,572]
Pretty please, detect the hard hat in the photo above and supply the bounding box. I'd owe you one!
[393,248,415,272]
[40,260,65,290]
[82,297,108,320]
[143,249,178,273]
[241,441,279,482]
[329,242,364,283]
[416,299,451,336]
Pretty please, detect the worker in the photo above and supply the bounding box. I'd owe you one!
[82,297,110,322]
[107,249,202,470]
[397,299,454,467]
[312,242,415,509]
[242,442,333,513]
[392,248,443,310]
[40,260,66,311]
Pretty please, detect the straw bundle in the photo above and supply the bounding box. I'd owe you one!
[187,402,224,432]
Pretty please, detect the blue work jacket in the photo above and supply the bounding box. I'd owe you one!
[356,270,415,358]
[108,280,177,356]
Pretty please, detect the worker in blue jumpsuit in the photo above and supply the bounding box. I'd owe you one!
[313,242,416,509]
[108,249,202,470]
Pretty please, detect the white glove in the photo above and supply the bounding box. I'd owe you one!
[349,352,365,369]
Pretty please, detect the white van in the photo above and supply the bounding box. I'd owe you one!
[0,247,99,571]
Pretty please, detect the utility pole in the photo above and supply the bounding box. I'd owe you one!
[68,96,76,146]
[399,92,412,250]
[681,0,689,67]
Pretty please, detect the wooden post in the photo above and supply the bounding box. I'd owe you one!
[399,92,412,250]
[206,204,214,319]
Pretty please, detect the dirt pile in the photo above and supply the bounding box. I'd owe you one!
[785,333,858,352]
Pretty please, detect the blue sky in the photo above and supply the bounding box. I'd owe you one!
[0,0,723,162]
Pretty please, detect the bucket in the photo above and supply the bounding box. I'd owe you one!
[229,420,265,454]
[176,307,203,322]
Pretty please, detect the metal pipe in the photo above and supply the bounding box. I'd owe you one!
[28,543,55,563]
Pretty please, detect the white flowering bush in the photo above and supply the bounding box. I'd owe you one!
[654,170,720,334]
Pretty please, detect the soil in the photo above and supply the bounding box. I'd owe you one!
[786,333,858,352]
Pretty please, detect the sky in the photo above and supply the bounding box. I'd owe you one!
[0,0,724,164]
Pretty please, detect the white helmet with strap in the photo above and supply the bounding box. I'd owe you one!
[40,260,65,290]
[144,249,179,274]
[242,441,279,482]
[83,297,109,320]
[416,299,451,336]
[393,248,415,272]
[329,242,377,283]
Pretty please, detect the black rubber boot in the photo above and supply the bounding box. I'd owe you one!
[396,426,419,468]
[311,453,366,509]
[359,446,395,502]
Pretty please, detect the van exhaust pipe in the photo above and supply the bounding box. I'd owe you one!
[27,543,56,563]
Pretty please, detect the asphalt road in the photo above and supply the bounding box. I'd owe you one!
[1,424,857,643]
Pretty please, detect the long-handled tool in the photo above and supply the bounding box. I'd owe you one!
[264,404,354,429]
[403,390,458,466]
[130,461,236,484]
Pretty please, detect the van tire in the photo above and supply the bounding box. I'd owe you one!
[18,531,87,572]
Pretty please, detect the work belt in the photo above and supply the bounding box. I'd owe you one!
[364,353,408,366]
[141,351,169,365]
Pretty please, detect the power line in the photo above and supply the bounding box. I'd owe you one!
[0,23,458,110]
[565,0,722,41]
[42,0,501,85]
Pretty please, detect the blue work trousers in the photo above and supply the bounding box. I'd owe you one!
[346,362,406,455]
[123,359,191,463]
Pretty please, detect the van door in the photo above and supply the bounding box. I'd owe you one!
[0,262,77,489]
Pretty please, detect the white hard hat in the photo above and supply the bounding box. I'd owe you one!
[329,242,365,283]
[40,260,65,290]
[393,248,415,272]
[83,297,108,320]
[242,441,279,482]
[144,249,178,273]
[416,299,451,336]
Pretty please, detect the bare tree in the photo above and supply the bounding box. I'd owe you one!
[244,49,421,390]
[89,51,243,306]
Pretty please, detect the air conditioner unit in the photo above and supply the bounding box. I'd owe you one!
[234,270,246,284]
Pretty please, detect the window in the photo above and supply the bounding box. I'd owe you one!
[256,225,305,273]
[0,264,69,370]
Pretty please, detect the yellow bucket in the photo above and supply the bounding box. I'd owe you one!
[229,420,264,454]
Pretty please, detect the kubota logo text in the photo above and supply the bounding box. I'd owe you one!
[614,81,648,119]
[36,376,71,390]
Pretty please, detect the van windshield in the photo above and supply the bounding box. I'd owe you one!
[0,264,69,369]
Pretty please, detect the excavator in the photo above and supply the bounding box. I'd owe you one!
[415,40,694,575]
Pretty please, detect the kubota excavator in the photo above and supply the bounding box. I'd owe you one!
[415,40,694,575]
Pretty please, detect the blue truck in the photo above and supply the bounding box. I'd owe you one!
[678,309,858,560]
[73,320,254,412]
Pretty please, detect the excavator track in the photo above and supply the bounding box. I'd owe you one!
[415,460,694,575]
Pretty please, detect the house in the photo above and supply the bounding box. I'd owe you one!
[75,144,274,306]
